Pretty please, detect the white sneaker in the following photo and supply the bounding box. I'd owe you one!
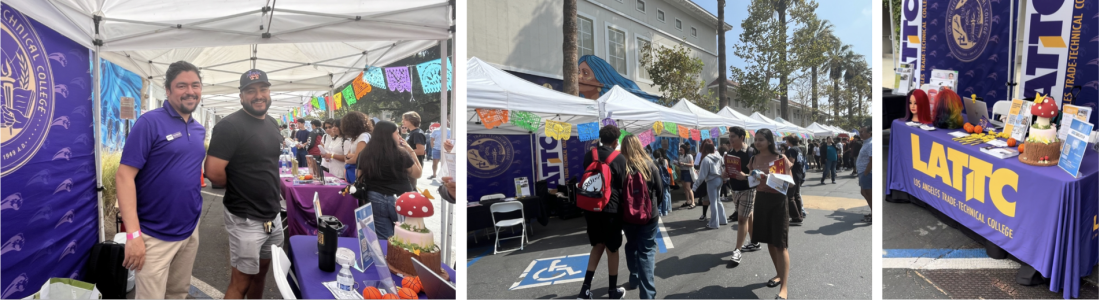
[730,249,742,265]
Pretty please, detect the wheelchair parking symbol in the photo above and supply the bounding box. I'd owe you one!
[509,254,589,290]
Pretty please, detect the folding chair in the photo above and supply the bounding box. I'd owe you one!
[490,201,527,254]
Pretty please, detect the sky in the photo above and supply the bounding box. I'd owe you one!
[696,0,874,77]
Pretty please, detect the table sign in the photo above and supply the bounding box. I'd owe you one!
[514,177,531,197]
[354,204,377,273]
[1058,119,1093,178]
[929,69,958,90]
[1058,105,1093,141]
[1003,99,1033,141]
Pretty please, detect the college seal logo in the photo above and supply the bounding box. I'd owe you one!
[467,135,513,179]
[945,0,992,62]
[2,7,55,177]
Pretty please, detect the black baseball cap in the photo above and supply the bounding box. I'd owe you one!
[239,69,270,89]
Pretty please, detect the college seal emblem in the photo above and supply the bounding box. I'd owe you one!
[2,7,56,177]
[945,0,992,62]
[467,135,513,179]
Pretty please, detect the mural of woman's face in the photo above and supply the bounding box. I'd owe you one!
[578,61,600,99]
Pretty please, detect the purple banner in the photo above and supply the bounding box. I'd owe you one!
[467,134,534,201]
[1,3,97,299]
[886,120,1098,298]
[921,0,1016,108]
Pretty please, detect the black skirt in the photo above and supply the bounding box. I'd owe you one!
[752,191,789,249]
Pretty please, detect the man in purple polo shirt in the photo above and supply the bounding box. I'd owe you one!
[116,61,205,299]
[205,69,284,299]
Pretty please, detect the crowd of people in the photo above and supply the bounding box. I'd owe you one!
[575,124,873,300]
[113,61,454,299]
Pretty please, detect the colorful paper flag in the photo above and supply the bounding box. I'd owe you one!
[342,85,357,105]
[415,58,452,94]
[618,129,632,144]
[665,122,678,135]
[690,129,701,141]
[317,96,326,111]
[333,92,343,111]
[311,96,320,110]
[544,119,572,140]
[510,111,541,132]
[476,108,509,129]
[602,118,617,127]
[678,125,690,139]
[385,66,413,93]
[328,96,339,110]
[578,122,600,142]
[365,67,387,89]
[700,129,710,141]
[719,127,727,135]
[351,72,372,99]
[653,121,663,135]
[711,127,721,138]
[638,129,655,147]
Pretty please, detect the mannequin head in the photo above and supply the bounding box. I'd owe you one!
[902,89,932,124]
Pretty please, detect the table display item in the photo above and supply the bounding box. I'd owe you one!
[361,286,383,299]
[932,88,965,130]
[1057,118,1093,178]
[386,192,449,280]
[903,89,932,124]
[322,281,363,300]
[336,248,356,291]
[317,215,346,272]
[724,154,742,179]
[1020,94,1062,166]
[929,69,958,90]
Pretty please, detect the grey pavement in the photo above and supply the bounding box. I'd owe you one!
[466,172,871,300]
[881,137,1099,300]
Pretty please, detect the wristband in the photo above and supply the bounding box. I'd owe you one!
[127,230,141,240]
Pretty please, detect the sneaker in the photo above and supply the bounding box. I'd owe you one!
[729,214,738,222]
[730,249,743,265]
[721,197,733,202]
[789,220,803,226]
[741,243,761,252]
[609,287,626,299]
[577,288,592,299]
[698,216,707,222]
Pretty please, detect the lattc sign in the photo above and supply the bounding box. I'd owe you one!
[1018,0,1085,104]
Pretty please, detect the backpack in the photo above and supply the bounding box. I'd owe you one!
[657,160,671,187]
[576,148,620,212]
[622,170,653,224]
[84,241,127,299]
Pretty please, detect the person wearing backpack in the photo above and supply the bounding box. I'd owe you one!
[653,148,673,217]
[692,139,728,229]
[783,136,807,226]
[576,125,629,299]
[619,134,662,299]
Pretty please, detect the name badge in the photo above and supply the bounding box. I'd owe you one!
[166,131,183,141]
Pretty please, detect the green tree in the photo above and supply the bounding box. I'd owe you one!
[791,16,835,124]
[639,43,713,109]
[729,0,818,119]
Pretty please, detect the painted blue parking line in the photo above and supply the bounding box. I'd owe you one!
[882,248,989,258]
[467,247,493,268]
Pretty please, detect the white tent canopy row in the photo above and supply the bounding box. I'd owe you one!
[774,117,814,137]
[598,86,697,136]
[806,122,838,137]
[670,99,741,130]
[716,107,773,133]
[8,0,450,115]
[466,57,599,135]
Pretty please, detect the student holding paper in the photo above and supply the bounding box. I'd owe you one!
[747,128,793,300]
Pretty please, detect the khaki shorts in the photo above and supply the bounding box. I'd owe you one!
[224,209,284,275]
[734,189,756,218]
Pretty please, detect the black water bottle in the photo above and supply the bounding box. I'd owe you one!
[317,215,345,272]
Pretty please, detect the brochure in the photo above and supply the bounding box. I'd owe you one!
[766,173,793,195]
[1058,119,1093,178]
[1003,99,1033,141]
[354,204,377,273]
[1057,104,1093,141]
[929,69,958,90]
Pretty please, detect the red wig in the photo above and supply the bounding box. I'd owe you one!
[902,89,932,124]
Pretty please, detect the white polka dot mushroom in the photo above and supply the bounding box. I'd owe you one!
[395,191,433,229]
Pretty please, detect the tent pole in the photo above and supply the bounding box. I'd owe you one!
[329,74,335,119]
[438,37,452,266]
[92,37,106,243]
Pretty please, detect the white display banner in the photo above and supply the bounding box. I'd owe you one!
[1017,0,1075,104]
[897,0,923,83]
[535,136,567,190]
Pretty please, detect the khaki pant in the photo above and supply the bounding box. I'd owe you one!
[134,226,200,299]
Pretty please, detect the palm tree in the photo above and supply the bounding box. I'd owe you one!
[841,51,863,123]
[793,17,835,123]
[563,0,579,96]
[718,0,728,110]
[826,40,851,123]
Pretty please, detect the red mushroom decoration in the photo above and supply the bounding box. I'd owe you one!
[1030,93,1059,129]
[396,192,434,230]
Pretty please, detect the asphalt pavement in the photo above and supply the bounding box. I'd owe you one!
[123,158,453,299]
[466,166,872,300]
[881,138,1099,299]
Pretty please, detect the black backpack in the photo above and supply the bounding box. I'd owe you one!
[84,241,127,299]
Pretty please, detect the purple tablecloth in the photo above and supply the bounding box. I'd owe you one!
[280,172,358,238]
[287,236,456,299]
[886,119,1099,298]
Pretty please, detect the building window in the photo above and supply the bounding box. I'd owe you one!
[691,27,697,37]
[636,37,651,80]
[637,0,646,12]
[607,27,627,75]
[657,10,665,22]
[578,16,594,58]
[675,19,682,30]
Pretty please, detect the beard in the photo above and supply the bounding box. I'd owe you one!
[174,94,200,115]
[241,97,270,116]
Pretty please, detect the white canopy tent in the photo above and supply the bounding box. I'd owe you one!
[806,122,838,137]
[774,117,812,137]
[749,112,791,134]
[6,0,456,264]
[669,99,739,130]
[598,86,697,136]
[466,57,599,134]
[716,107,772,132]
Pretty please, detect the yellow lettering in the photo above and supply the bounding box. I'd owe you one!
[968,157,992,204]
[911,134,929,174]
[989,168,1018,217]
[947,148,969,191]
[927,142,952,187]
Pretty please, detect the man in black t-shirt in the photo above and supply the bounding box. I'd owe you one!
[725,126,759,265]
[204,69,283,299]
[784,136,806,226]
[576,125,629,300]
[402,111,428,164]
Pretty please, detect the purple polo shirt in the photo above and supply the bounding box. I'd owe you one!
[119,100,206,241]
